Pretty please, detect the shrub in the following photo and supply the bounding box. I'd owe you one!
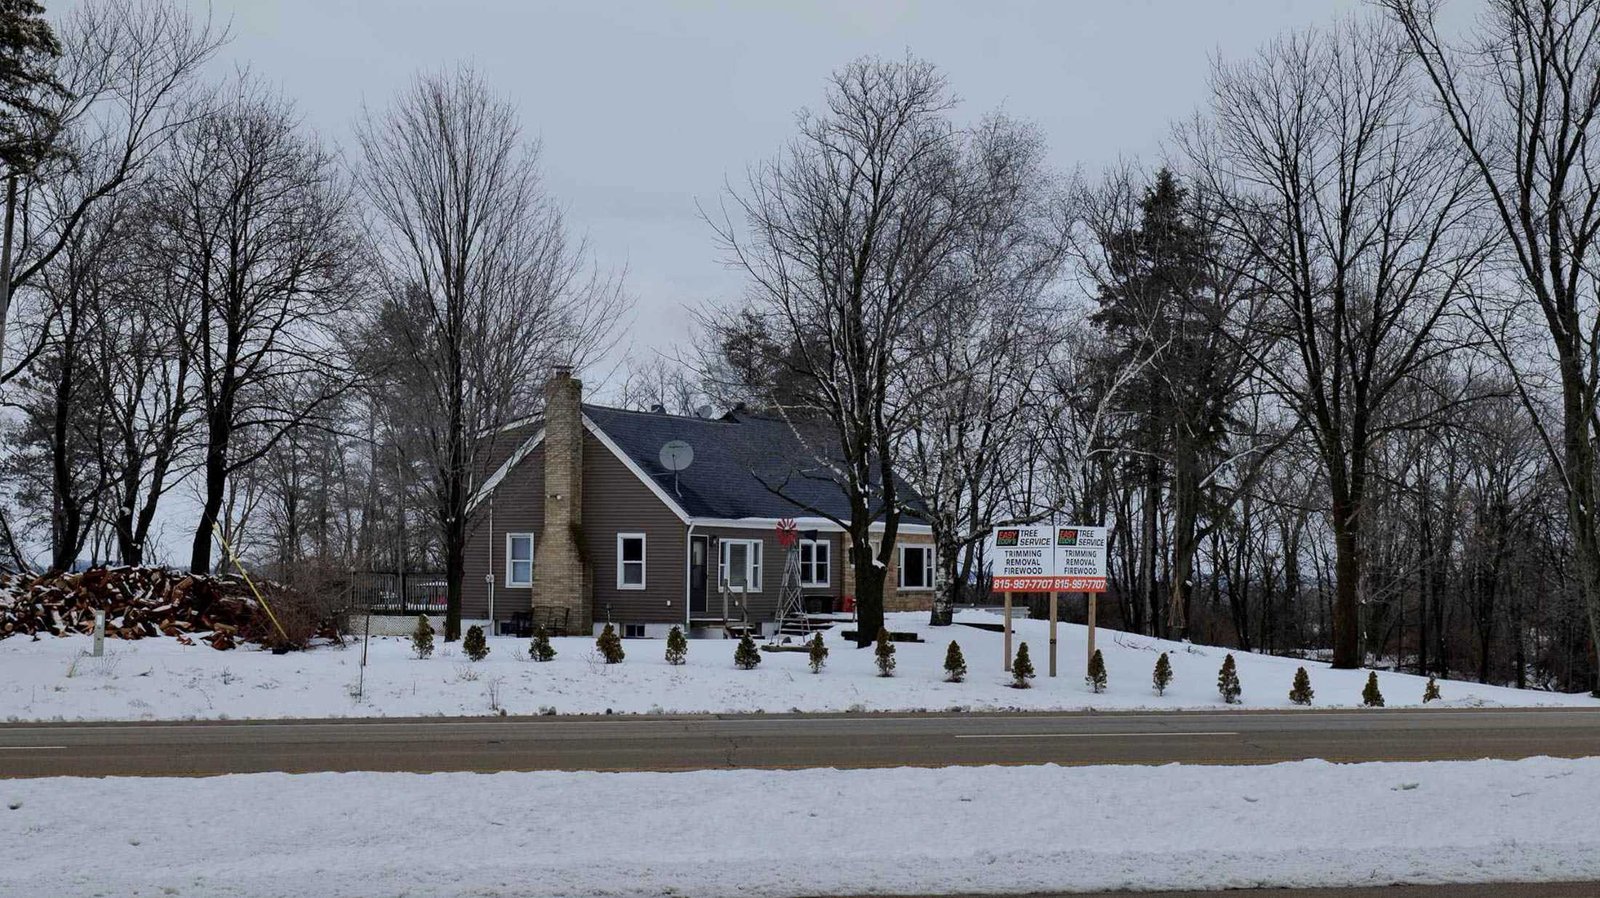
[1289,667,1313,706]
[665,626,687,665]
[734,633,761,670]
[1011,642,1036,688]
[411,615,434,660]
[1085,648,1107,693]
[807,632,828,673]
[530,626,556,662]
[1217,654,1241,704]
[1152,652,1173,696]
[463,625,489,662]
[874,627,897,677]
[1362,671,1385,707]
[596,624,625,664]
[943,640,967,683]
[1423,676,1441,703]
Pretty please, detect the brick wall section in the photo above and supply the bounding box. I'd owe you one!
[841,531,935,613]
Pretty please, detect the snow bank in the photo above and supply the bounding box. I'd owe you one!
[0,610,1590,722]
[4,757,1597,897]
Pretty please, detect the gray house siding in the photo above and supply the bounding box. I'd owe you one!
[697,526,842,623]
[463,427,687,627]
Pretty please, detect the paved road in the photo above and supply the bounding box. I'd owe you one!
[0,707,1596,778]
[883,887,1600,898]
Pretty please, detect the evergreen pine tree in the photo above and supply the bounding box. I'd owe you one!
[734,633,761,670]
[530,626,556,662]
[411,614,434,659]
[665,626,687,665]
[874,627,896,677]
[807,632,828,673]
[1423,676,1441,703]
[463,624,489,661]
[1362,671,1385,707]
[1217,653,1241,704]
[1289,666,1313,706]
[1085,648,1108,693]
[1011,642,1035,688]
[943,640,967,683]
[1152,652,1173,696]
[0,0,65,173]
[596,623,625,664]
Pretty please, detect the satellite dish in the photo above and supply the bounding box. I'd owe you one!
[659,440,694,472]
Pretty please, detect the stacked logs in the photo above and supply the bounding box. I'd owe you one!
[0,566,276,650]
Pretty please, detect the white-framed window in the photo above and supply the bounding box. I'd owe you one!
[719,538,763,592]
[617,533,646,590]
[799,539,830,587]
[505,533,535,587]
[898,544,933,590]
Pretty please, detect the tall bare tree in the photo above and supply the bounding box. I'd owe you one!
[705,56,970,646]
[1182,20,1486,668]
[1385,0,1600,693]
[357,67,623,641]
[146,79,360,573]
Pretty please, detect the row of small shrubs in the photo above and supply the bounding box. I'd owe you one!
[413,614,1445,705]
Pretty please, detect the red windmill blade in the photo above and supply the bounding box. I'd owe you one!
[775,517,798,547]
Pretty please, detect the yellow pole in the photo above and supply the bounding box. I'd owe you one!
[212,522,291,646]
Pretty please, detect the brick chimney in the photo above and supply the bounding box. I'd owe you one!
[532,365,590,631]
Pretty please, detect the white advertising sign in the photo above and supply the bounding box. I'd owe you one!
[988,523,1107,592]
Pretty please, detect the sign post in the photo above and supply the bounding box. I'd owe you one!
[988,523,1108,677]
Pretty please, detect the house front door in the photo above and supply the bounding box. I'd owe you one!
[689,535,708,614]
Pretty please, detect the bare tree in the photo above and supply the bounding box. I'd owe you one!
[145,79,361,573]
[357,67,624,641]
[1385,0,1600,693]
[1182,20,1486,668]
[705,56,969,646]
[901,113,1068,626]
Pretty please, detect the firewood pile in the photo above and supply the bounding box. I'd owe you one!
[0,566,309,650]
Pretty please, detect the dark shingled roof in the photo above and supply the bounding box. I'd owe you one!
[581,404,921,524]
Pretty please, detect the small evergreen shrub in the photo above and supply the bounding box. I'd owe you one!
[665,626,687,665]
[807,632,828,673]
[596,624,625,664]
[1011,642,1035,688]
[1085,648,1107,694]
[943,640,967,683]
[874,627,897,677]
[1152,652,1173,696]
[1362,671,1385,707]
[734,633,761,670]
[1217,653,1242,704]
[1423,676,1441,703]
[530,626,556,662]
[1289,666,1314,706]
[411,614,434,659]
[463,625,489,661]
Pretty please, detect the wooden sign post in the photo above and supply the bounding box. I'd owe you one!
[1086,590,1097,676]
[1048,591,1059,677]
[1003,590,1013,672]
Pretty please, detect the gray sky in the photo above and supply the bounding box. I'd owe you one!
[199,0,1368,383]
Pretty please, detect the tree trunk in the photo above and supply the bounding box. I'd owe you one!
[853,538,886,648]
[190,405,232,573]
[1330,495,1361,669]
[929,528,959,626]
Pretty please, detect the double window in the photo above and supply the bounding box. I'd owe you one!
[898,544,934,591]
[617,533,646,590]
[505,533,535,588]
[719,539,763,592]
[799,539,830,587]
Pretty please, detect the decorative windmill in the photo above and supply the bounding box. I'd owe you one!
[772,518,810,640]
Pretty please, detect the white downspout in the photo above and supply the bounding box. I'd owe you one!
[683,522,696,630]
[487,496,495,628]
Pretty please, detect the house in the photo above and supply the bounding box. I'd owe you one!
[461,367,937,638]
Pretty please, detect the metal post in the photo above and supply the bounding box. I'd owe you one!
[1086,590,1097,675]
[1048,591,1058,677]
[92,609,105,657]
[1003,590,1013,672]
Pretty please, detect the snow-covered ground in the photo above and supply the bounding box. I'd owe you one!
[0,610,1591,721]
[4,757,1598,897]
